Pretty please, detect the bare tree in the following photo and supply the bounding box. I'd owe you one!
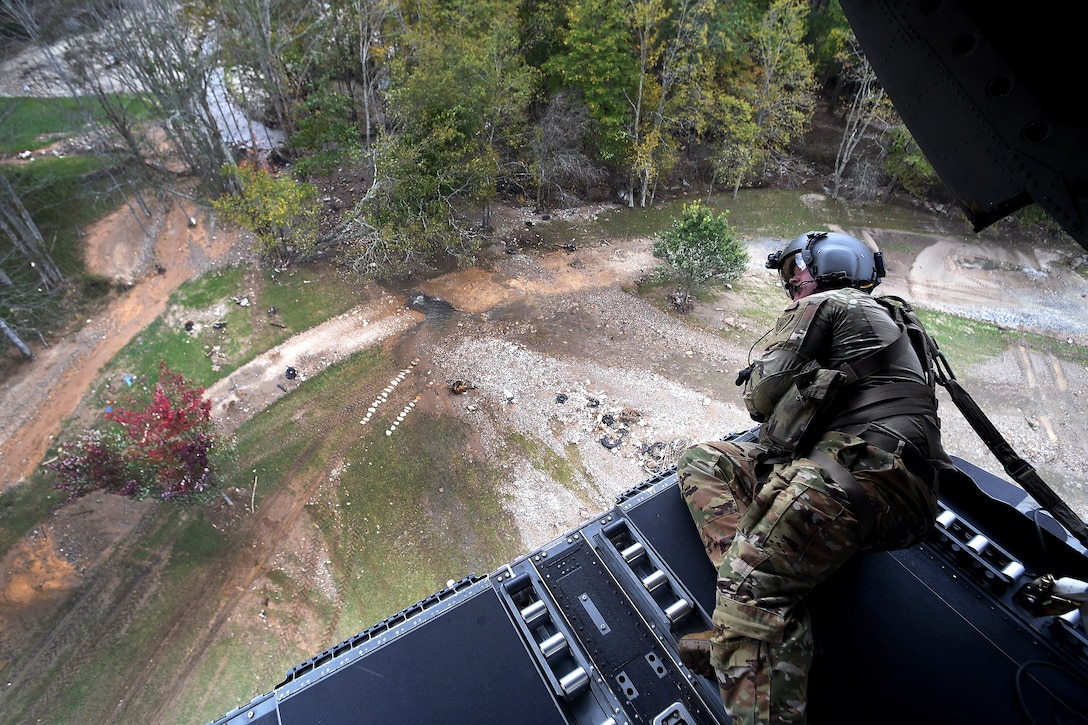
[832,36,891,199]
[531,93,603,208]
[349,0,395,147]
[0,174,63,290]
[0,314,33,359]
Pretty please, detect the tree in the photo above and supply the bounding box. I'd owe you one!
[545,0,638,166]
[883,124,940,201]
[212,161,320,262]
[336,0,396,147]
[831,35,892,199]
[625,0,711,207]
[0,172,63,290]
[50,362,233,502]
[530,92,604,208]
[651,200,747,309]
[354,0,538,273]
[67,0,236,191]
[730,0,815,198]
[706,94,758,200]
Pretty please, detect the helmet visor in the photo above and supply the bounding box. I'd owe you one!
[779,252,806,297]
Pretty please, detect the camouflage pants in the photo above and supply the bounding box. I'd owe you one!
[677,433,937,725]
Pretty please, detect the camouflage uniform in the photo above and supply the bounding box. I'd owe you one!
[678,288,951,724]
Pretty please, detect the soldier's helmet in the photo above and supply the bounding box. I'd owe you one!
[766,231,885,297]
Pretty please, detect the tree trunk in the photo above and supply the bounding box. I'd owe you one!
[0,316,33,360]
[0,175,63,290]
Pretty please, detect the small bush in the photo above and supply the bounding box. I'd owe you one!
[50,362,234,502]
[213,162,319,262]
[651,201,749,307]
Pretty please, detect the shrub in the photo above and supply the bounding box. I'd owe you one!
[50,362,233,502]
[651,201,749,307]
[213,162,320,261]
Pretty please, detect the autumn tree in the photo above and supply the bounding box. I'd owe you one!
[651,200,747,309]
[212,162,320,261]
[624,0,713,207]
[729,0,815,198]
[50,363,234,502]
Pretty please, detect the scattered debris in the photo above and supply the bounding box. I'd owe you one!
[600,429,627,449]
[448,380,475,394]
[637,439,689,474]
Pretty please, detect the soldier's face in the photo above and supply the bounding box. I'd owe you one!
[782,259,817,300]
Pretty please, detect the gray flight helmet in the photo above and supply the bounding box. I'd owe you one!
[766,231,886,296]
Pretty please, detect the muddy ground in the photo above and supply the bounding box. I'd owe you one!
[1,194,1088,723]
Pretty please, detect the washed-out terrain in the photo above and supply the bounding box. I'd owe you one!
[2,194,1087,722]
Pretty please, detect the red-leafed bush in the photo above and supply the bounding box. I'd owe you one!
[50,362,234,502]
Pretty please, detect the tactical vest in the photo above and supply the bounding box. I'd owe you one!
[759,295,937,456]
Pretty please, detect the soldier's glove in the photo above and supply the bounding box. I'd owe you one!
[678,630,717,679]
[735,365,753,386]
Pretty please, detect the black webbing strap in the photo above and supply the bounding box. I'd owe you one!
[809,448,876,545]
[941,378,1088,548]
[828,382,937,430]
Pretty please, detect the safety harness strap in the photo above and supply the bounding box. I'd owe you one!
[809,449,876,545]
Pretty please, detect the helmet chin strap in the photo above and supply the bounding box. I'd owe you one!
[785,279,817,298]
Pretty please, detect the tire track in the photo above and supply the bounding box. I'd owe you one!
[0,510,161,723]
[133,367,418,724]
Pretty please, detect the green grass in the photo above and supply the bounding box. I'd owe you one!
[918,307,1088,369]
[0,95,151,153]
[314,410,519,632]
[229,348,520,637]
[508,430,594,503]
[0,480,66,561]
[588,187,982,246]
[101,262,368,392]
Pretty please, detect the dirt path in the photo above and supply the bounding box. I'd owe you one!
[204,299,423,435]
[0,200,248,491]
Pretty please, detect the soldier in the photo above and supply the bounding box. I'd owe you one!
[677,231,959,724]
